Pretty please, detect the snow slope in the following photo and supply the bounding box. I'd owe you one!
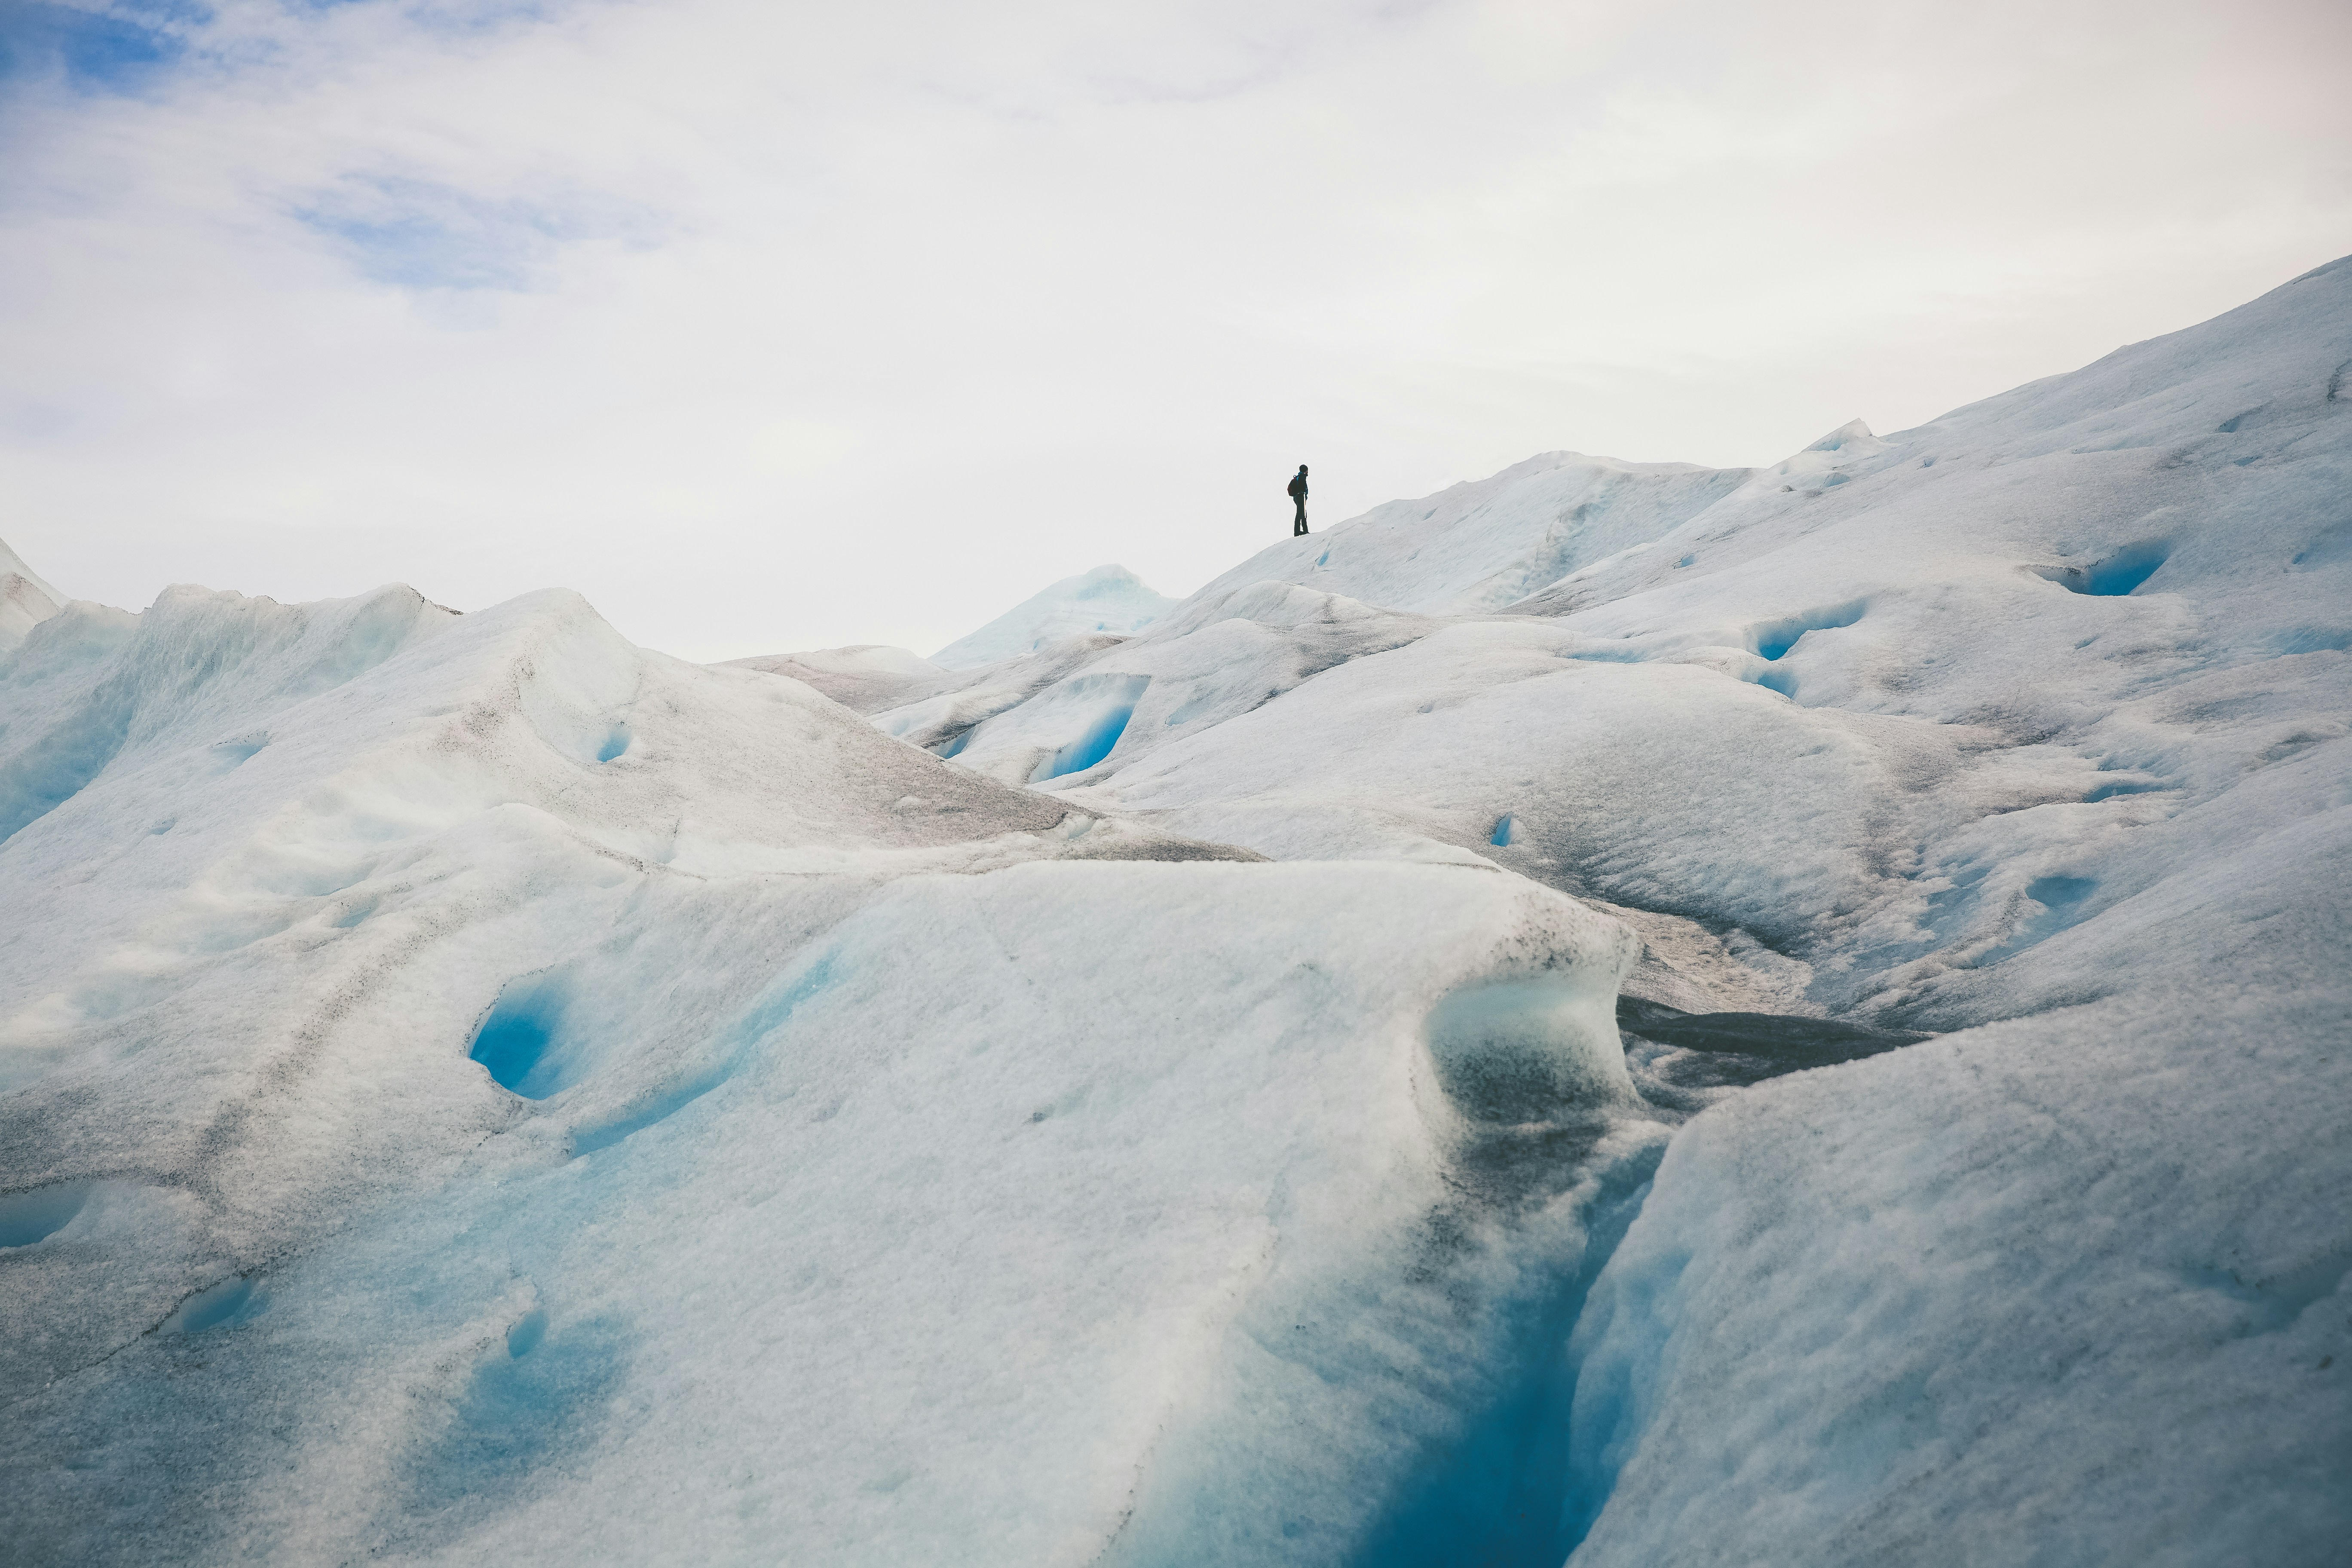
[1197,451,1755,617]
[4,256,2348,1567]
[729,630,1134,758]
[869,255,2352,1562]
[719,640,949,712]
[928,562,1176,668]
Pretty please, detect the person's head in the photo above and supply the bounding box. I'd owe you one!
[1298,464,1308,474]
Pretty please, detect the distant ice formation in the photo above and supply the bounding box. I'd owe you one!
[928,562,1176,669]
[0,535,65,650]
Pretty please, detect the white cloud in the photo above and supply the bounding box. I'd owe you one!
[2,0,2347,659]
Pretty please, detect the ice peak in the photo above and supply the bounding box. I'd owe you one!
[1804,418,1880,453]
[930,564,1178,670]
[1066,563,1154,597]
[0,533,67,651]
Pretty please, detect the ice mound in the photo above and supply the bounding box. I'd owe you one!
[721,642,946,712]
[0,535,65,651]
[928,563,1177,669]
[913,581,1436,789]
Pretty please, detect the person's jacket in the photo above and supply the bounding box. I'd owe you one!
[1288,472,1308,499]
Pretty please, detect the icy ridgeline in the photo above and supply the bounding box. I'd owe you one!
[0,567,1669,1562]
[0,260,2344,1568]
[821,257,2352,1562]
[927,561,1177,669]
[718,566,1182,770]
[0,534,66,650]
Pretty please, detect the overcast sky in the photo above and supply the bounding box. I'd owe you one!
[3,0,2347,661]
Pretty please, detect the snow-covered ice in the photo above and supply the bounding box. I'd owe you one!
[927,562,1176,668]
[0,534,65,651]
[3,258,2348,1565]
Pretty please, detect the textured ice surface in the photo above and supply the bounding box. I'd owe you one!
[719,641,947,712]
[0,533,65,651]
[1191,453,1754,617]
[917,256,2352,1563]
[928,563,1176,669]
[5,257,2350,1565]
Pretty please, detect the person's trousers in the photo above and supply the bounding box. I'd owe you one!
[1293,501,1308,536]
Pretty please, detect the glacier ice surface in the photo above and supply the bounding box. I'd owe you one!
[4,257,2351,1565]
[927,562,1177,670]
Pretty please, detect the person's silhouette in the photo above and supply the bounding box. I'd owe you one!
[1288,465,1310,536]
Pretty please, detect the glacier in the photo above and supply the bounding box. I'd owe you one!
[1,257,2347,1565]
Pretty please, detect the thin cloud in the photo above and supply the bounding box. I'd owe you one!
[290,173,658,291]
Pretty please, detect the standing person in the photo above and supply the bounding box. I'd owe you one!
[1289,465,1310,536]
